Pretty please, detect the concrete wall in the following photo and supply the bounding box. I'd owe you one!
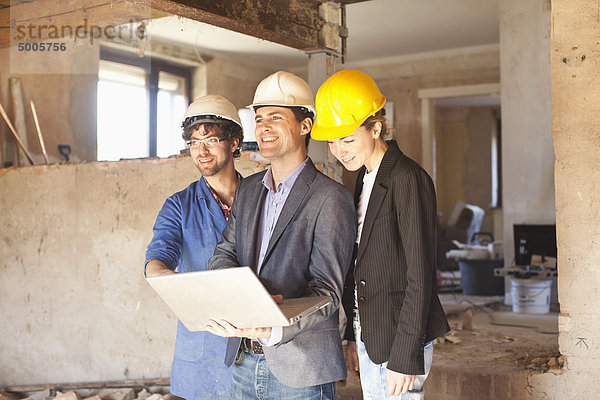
[528,0,600,398]
[0,157,267,386]
[499,0,555,271]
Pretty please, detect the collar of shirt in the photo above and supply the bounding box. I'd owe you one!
[205,171,242,220]
[261,157,309,194]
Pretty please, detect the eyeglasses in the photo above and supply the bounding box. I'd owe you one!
[185,137,226,149]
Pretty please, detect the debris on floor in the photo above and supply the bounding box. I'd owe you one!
[0,388,178,400]
[518,352,565,372]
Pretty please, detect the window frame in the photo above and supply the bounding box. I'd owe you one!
[99,47,192,158]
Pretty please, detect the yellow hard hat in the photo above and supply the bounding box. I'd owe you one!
[312,69,386,141]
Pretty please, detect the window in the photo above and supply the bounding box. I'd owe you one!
[97,49,190,161]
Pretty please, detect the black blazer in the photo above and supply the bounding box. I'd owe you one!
[342,140,450,375]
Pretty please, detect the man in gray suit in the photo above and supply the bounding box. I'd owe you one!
[207,71,357,399]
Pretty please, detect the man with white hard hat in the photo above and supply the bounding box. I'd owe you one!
[145,94,243,399]
[207,71,357,399]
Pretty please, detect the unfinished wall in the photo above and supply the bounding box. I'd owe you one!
[0,45,98,166]
[527,0,600,398]
[0,157,267,386]
[436,106,497,233]
[436,107,469,226]
[206,57,275,110]
[499,0,555,272]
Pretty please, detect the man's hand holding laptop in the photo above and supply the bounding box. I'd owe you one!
[206,294,283,338]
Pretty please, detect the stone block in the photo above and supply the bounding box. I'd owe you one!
[54,392,81,400]
[319,24,341,52]
[134,390,151,400]
[90,389,135,400]
[318,2,340,24]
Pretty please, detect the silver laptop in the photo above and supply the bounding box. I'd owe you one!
[146,266,331,331]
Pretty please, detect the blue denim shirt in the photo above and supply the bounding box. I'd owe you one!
[146,177,232,400]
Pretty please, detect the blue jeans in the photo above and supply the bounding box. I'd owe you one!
[230,350,335,400]
[354,317,433,400]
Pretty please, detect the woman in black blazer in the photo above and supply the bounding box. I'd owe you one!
[312,69,450,399]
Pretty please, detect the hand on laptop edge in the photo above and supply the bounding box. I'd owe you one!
[206,318,272,338]
[206,294,283,338]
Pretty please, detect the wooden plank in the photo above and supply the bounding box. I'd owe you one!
[0,101,35,165]
[0,0,168,48]
[149,0,323,51]
[9,77,29,166]
[30,99,49,164]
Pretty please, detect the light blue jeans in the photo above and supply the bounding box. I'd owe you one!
[354,317,433,400]
[230,350,335,400]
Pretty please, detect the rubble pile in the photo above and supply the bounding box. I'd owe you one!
[517,352,565,372]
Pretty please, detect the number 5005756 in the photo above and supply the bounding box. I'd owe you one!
[17,42,67,51]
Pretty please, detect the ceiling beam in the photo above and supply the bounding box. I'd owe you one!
[148,0,324,51]
[1,0,344,53]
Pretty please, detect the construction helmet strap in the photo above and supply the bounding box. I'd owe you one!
[182,114,227,129]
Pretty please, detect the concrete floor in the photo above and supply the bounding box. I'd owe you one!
[335,293,560,399]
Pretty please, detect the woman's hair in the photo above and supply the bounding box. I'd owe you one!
[361,109,388,140]
[182,120,244,158]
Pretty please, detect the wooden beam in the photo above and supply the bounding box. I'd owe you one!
[9,77,29,166]
[148,0,323,51]
[2,0,338,51]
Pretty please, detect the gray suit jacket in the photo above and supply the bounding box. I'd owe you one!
[209,158,357,388]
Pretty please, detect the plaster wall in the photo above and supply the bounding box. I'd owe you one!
[206,57,275,110]
[528,0,600,398]
[436,107,469,226]
[0,157,267,385]
[499,0,555,272]
[464,108,495,215]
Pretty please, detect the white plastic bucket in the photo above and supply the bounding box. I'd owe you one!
[511,278,552,314]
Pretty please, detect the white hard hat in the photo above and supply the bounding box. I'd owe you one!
[181,94,242,129]
[247,71,316,117]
